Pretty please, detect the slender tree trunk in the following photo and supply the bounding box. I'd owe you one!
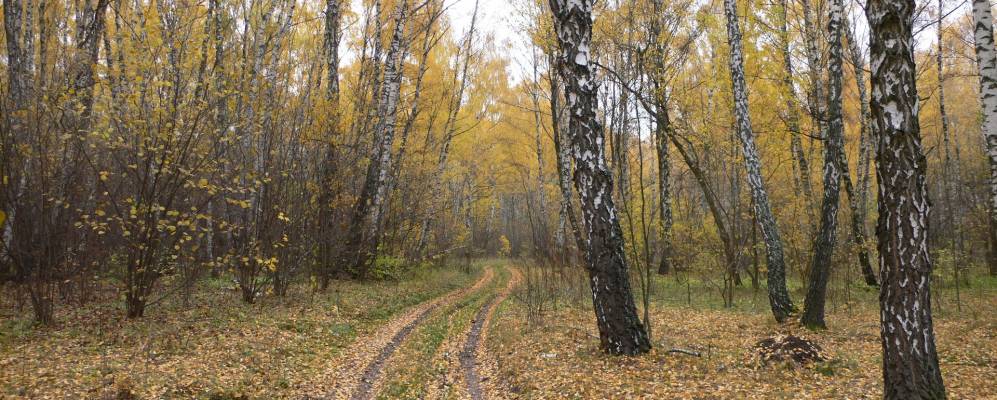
[650,0,673,275]
[800,0,824,238]
[414,0,478,260]
[801,0,845,329]
[548,0,651,355]
[550,58,586,257]
[2,0,28,266]
[777,0,815,223]
[672,136,737,269]
[938,0,962,291]
[345,0,409,277]
[843,20,879,286]
[318,0,343,286]
[530,49,551,261]
[971,0,997,276]
[867,0,946,396]
[723,0,795,322]
[654,104,673,275]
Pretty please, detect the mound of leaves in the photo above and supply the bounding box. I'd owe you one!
[755,334,827,365]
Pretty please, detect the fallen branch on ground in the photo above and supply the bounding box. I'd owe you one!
[666,348,702,357]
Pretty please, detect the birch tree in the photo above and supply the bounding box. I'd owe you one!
[843,19,878,286]
[548,0,651,355]
[345,0,410,277]
[414,0,478,260]
[722,0,795,322]
[318,0,343,285]
[550,57,586,257]
[777,0,815,224]
[866,0,946,396]
[801,0,845,329]
[971,0,997,277]
[650,0,674,275]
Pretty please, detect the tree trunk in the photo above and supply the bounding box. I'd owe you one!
[530,49,552,261]
[801,0,845,329]
[777,0,815,226]
[843,20,879,286]
[344,0,409,277]
[550,58,586,257]
[319,0,343,286]
[414,0,478,260]
[867,0,946,396]
[672,136,738,270]
[650,0,673,275]
[971,0,997,277]
[654,105,673,275]
[548,0,650,355]
[723,0,795,322]
[2,0,31,275]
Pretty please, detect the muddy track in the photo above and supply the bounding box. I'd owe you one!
[460,267,521,400]
[328,267,494,400]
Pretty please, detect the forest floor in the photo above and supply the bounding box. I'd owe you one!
[0,263,489,399]
[486,268,997,399]
[0,261,995,399]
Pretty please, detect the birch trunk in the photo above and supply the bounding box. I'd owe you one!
[550,58,586,257]
[971,0,997,276]
[531,50,551,261]
[318,0,343,284]
[843,20,879,286]
[938,0,962,288]
[777,0,815,223]
[723,0,795,322]
[549,0,650,355]
[344,0,409,277]
[2,0,30,265]
[867,0,946,396]
[415,0,478,260]
[801,0,845,329]
[650,0,673,275]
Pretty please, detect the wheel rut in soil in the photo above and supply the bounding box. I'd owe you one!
[459,267,521,400]
[337,267,494,400]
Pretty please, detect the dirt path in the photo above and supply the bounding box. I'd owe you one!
[459,267,521,400]
[321,267,495,400]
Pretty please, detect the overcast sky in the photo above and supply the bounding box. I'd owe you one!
[445,0,533,80]
[440,0,970,81]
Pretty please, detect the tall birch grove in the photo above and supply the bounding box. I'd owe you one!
[2,0,995,397]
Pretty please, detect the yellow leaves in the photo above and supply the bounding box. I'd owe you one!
[198,178,210,189]
[255,256,279,272]
[227,198,251,209]
[0,210,6,226]
[99,171,110,181]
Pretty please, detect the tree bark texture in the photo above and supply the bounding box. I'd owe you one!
[723,0,795,322]
[867,0,946,396]
[548,0,651,355]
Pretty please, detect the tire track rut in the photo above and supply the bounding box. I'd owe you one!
[460,267,520,400]
[327,267,494,400]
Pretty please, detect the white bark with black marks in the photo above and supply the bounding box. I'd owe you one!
[801,0,845,329]
[971,0,997,276]
[867,0,946,396]
[346,0,410,277]
[723,0,795,322]
[548,0,650,355]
